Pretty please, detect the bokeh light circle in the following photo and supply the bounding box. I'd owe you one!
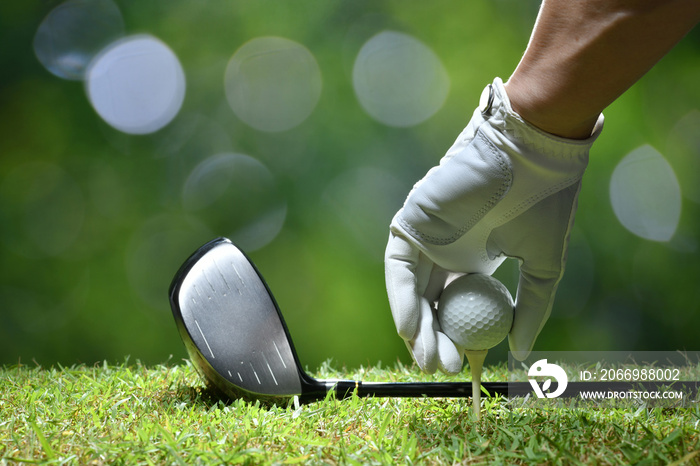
[33,0,125,81]
[352,30,450,127]
[182,153,287,251]
[85,35,186,134]
[610,145,681,242]
[224,36,322,132]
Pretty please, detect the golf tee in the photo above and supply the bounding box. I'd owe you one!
[465,350,488,420]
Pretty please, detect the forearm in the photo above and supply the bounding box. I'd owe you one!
[505,0,700,139]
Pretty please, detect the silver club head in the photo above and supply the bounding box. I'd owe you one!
[169,237,311,403]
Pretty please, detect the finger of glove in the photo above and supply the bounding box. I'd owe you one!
[509,266,560,361]
[411,321,464,375]
[486,184,581,360]
[385,233,437,340]
[424,270,463,374]
[430,272,464,374]
[408,298,440,374]
[507,206,572,361]
[425,265,450,311]
[436,331,464,375]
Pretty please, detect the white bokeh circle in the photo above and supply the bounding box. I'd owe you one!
[85,35,186,134]
[610,145,681,242]
[353,31,449,127]
[224,36,322,132]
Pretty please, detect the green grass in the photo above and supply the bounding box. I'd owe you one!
[2,359,699,465]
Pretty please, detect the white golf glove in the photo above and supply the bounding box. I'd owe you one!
[385,77,603,374]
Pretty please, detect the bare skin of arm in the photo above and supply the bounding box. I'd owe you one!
[504,0,700,139]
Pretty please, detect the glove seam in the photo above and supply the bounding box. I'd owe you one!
[397,175,581,246]
[397,134,513,246]
[497,176,582,226]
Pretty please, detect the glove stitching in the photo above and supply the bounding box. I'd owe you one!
[498,176,582,225]
[398,140,512,246]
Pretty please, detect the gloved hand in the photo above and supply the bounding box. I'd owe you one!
[385,77,603,374]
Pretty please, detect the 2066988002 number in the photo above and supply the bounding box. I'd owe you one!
[599,368,680,381]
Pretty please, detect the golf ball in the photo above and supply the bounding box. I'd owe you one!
[437,274,514,351]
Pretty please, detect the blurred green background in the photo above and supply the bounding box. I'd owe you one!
[2,0,699,371]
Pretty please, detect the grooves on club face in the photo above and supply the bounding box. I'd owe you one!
[169,237,327,404]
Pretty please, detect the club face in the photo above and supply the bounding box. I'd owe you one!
[169,237,307,403]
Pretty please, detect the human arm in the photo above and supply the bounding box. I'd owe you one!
[505,0,700,139]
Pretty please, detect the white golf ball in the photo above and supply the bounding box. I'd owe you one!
[437,274,514,351]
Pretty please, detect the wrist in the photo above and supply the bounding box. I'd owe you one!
[503,78,600,140]
[479,78,603,162]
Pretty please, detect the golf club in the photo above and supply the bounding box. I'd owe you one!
[169,237,515,404]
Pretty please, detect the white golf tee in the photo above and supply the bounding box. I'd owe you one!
[465,350,488,420]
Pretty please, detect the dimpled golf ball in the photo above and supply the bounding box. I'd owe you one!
[437,274,514,351]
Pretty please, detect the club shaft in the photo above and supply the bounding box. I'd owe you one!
[329,380,515,399]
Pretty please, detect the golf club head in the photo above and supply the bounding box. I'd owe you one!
[169,237,324,404]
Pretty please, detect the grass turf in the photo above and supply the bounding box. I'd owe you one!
[2,359,699,465]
